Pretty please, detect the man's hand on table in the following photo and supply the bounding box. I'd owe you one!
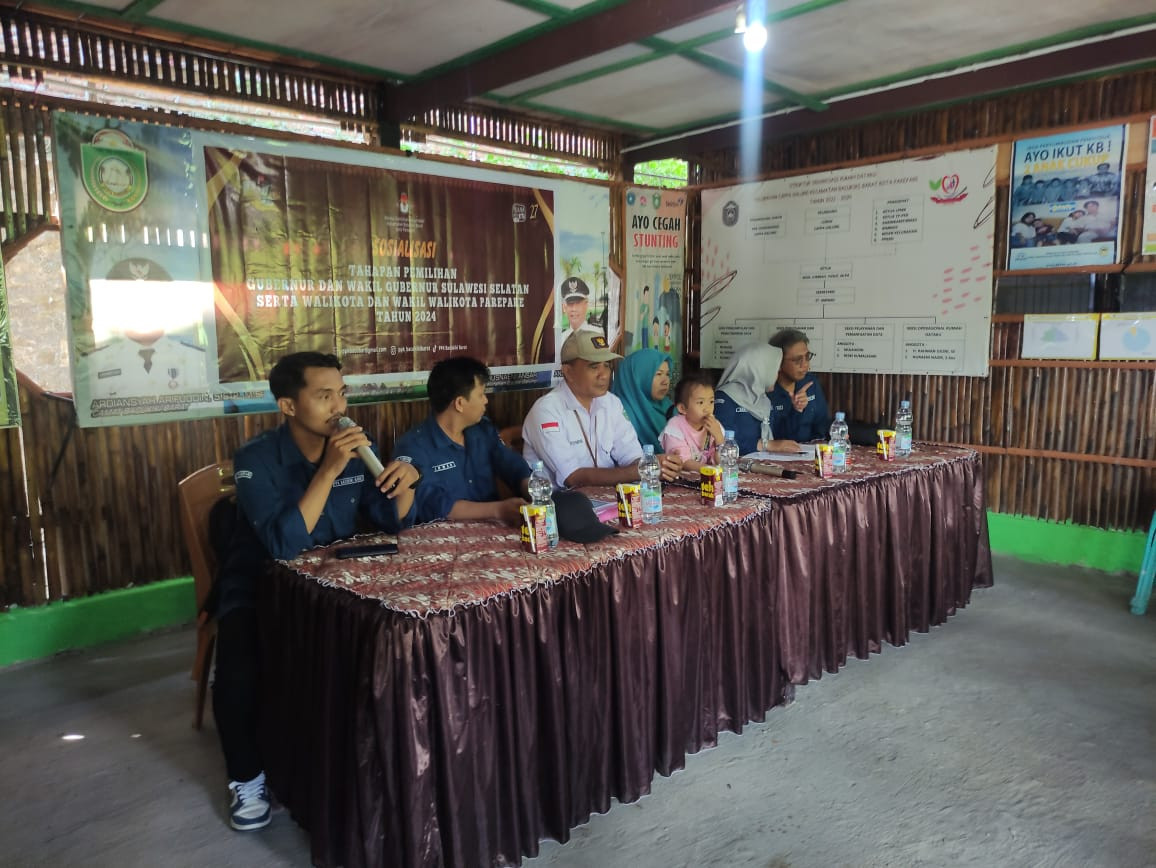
[659,453,683,482]
[494,496,530,526]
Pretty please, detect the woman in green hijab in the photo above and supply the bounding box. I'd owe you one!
[611,348,673,452]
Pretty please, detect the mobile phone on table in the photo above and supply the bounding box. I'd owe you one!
[334,542,399,559]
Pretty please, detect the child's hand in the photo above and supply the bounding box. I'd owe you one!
[706,415,725,447]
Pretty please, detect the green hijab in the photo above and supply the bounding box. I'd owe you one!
[611,348,673,451]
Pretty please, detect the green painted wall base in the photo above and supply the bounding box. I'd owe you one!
[0,577,194,668]
[986,512,1146,574]
[0,512,1148,668]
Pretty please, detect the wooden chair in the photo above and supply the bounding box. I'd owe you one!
[177,460,235,729]
[498,424,524,455]
[497,424,525,499]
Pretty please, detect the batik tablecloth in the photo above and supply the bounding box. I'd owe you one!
[260,446,991,868]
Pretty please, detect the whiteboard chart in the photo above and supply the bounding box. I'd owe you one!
[700,147,997,376]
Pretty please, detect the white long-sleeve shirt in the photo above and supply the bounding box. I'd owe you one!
[522,380,643,488]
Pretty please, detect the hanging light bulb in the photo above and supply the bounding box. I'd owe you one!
[743,21,768,52]
[736,0,768,53]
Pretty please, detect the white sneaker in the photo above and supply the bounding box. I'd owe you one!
[228,772,271,831]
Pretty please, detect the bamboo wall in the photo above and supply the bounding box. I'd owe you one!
[0,73,613,609]
[0,7,379,133]
[0,377,543,610]
[0,97,54,248]
[3,46,1155,610]
[690,67,1156,534]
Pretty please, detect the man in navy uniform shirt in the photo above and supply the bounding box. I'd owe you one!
[213,351,418,832]
[393,356,531,525]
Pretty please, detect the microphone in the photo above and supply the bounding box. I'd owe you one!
[739,458,799,480]
[335,415,386,478]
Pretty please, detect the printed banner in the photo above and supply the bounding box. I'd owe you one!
[1144,117,1156,256]
[1007,125,1126,270]
[700,147,997,376]
[53,112,612,427]
[0,256,19,429]
[623,187,686,375]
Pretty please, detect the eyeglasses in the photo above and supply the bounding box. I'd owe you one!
[785,351,816,364]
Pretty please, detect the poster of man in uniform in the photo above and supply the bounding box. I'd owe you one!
[1008,125,1126,270]
[0,256,20,429]
[624,188,685,372]
[55,114,213,425]
[54,111,610,427]
[554,182,619,353]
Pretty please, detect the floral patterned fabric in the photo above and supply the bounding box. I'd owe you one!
[284,485,770,615]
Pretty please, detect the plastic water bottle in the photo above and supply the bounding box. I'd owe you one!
[529,461,559,547]
[895,400,913,457]
[719,429,740,503]
[639,445,663,524]
[829,411,849,473]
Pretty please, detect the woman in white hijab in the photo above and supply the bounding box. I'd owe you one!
[712,343,802,454]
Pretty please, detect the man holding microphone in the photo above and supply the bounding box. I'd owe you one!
[211,351,418,832]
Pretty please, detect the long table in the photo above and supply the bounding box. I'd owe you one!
[258,445,992,868]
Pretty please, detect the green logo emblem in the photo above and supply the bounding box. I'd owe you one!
[81,129,148,213]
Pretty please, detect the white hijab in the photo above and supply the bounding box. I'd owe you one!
[716,343,782,422]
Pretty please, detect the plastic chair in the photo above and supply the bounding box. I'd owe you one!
[1130,512,1156,615]
[177,461,236,728]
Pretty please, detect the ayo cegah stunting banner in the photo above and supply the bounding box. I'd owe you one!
[53,111,613,427]
[1007,125,1126,269]
[623,187,686,377]
[0,255,19,429]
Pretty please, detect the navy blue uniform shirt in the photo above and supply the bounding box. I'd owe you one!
[393,416,531,524]
[768,373,831,443]
[215,423,412,617]
[712,391,763,455]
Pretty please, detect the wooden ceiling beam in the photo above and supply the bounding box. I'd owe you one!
[386,0,733,122]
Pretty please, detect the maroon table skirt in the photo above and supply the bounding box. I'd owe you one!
[258,448,992,868]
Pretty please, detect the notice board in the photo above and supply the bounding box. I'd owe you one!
[700,147,997,376]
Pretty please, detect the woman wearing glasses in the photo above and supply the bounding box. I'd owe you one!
[767,328,831,443]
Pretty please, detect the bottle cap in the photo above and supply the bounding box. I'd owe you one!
[835,412,845,421]
[534,460,545,471]
[643,444,654,455]
[900,400,910,409]
[725,429,735,439]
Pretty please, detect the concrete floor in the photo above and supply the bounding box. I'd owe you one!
[0,555,1152,868]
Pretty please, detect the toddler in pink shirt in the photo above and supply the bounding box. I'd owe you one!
[660,374,726,471]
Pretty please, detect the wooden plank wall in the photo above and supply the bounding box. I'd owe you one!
[3,68,1156,607]
[0,376,543,609]
[0,87,582,609]
[0,98,54,248]
[690,66,1156,534]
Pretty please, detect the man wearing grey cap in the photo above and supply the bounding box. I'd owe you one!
[524,331,681,489]
[558,277,603,346]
